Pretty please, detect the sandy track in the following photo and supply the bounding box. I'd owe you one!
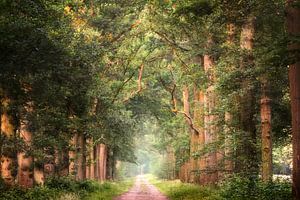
[114,175,168,200]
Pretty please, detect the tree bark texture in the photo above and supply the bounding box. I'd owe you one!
[76,133,86,180]
[1,98,15,185]
[286,1,300,198]
[17,106,34,187]
[96,143,107,182]
[86,138,95,179]
[224,112,233,173]
[203,52,218,184]
[69,133,78,177]
[260,80,272,182]
[33,164,44,185]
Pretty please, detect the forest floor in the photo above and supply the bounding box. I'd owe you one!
[114,175,169,200]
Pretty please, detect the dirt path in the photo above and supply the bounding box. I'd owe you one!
[114,175,169,200]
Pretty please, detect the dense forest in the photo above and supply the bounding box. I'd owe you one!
[0,0,299,200]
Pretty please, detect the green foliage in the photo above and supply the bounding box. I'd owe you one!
[174,0,214,17]
[0,0,294,198]
[0,176,102,200]
[0,186,61,200]
[219,176,292,200]
[45,176,80,192]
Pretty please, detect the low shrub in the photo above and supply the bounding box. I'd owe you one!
[0,186,60,200]
[78,180,100,192]
[45,176,78,192]
[219,176,292,200]
[0,176,100,200]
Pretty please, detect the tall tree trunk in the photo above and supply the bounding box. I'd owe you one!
[237,15,258,175]
[1,98,15,185]
[60,150,69,176]
[33,164,44,185]
[86,138,95,179]
[0,99,2,181]
[182,85,194,182]
[290,63,300,199]
[286,1,300,198]
[17,102,33,187]
[69,133,78,177]
[191,87,200,183]
[76,133,86,180]
[260,79,272,182]
[193,86,207,184]
[99,143,107,182]
[224,23,236,175]
[224,112,233,173]
[197,91,206,184]
[203,50,218,184]
[106,149,117,181]
[106,148,112,180]
[95,144,100,181]
[166,146,176,180]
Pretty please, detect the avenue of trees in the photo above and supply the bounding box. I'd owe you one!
[0,0,299,199]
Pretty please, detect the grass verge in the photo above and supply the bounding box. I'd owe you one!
[146,174,291,200]
[146,174,221,200]
[83,178,134,200]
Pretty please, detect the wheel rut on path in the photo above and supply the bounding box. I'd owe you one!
[114,175,168,200]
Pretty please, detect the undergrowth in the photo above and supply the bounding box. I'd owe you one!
[147,174,292,200]
[0,176,133,200]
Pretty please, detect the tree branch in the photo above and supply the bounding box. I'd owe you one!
[153,31,190,52]
[137,64,144,93]
[111,72,135,104]
[158,77,177,111]
[177,110,200,135]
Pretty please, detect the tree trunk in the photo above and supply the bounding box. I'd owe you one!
[69,133,78,177]
[86,138,95,179]
[197,91,207,184]
[95,144,99,180]
[59,150,69,176]
[203,51,218,184]
[99,143,107,182]
[96,143,107,182]
[33,164,44,185]
[224,23,236,175]
[286,1,300,198]
[17,104,34,187]
[182,85,196,183]
[193,88,205,184]
[237,15,258,175]
[224,112,233,173]
[106,148,112,180]
[260,80,272,182]
[1,98,15,185]
[76,133,86,180]
[290,63,300,199]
